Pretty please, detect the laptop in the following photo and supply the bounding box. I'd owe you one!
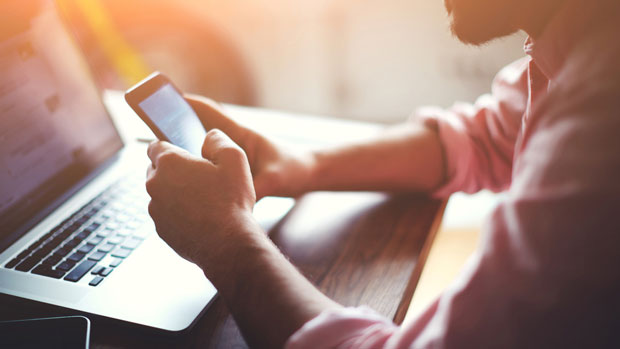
[0,0,292,333]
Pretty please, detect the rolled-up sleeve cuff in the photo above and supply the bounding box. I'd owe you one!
[285,306,398,349]
[413,106,475,198]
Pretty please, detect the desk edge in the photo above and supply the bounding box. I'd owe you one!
[392,199,448,324]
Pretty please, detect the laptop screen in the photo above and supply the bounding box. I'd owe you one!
[0,0,123,250]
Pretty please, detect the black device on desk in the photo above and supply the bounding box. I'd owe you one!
[125,72,207,156]
[0,316,90,349]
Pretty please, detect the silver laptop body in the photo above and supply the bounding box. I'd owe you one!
[0,0,219,333]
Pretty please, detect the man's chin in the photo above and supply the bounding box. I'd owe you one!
[444,0,453,14]
[451,21,517,46]
[444,0,519,45]
[448,9,518,45]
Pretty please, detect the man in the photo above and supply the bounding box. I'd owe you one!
[145,0,620,347]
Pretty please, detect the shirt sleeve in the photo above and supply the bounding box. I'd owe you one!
[285,306,398,348]
[396,72,620,348]
[286,60,620,348]
[416,57,530,197]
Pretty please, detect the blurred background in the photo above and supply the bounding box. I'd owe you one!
[60,0,526,124]
[58,0,515,315]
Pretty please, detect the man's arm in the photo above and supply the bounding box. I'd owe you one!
[203,218,341,348]
[186,57,529,200]
[144,57,531,347]
[186,96,446,198]
[288,58,620,348]
[145,134,341,348]
[307,123,445,193]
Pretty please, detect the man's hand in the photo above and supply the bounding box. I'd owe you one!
[145,130,340,348]
[186,95,315,200]
[146,130,257,267]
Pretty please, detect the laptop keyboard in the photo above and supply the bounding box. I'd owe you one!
[3,174,151,286]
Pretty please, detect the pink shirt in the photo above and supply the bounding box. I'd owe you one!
[286,1,620,347]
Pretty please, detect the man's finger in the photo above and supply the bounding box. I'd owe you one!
[185,95,247,143]
[202,129,248,168]
[146,163,155,180]
[147,140,187,167]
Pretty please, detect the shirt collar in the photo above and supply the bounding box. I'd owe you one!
[523,0,599,80]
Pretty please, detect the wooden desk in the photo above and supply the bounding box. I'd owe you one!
[405,191,501,322]
[0,94,446,348]
[0,192,444,348]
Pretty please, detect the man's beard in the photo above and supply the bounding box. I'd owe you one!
[445,0,519,45]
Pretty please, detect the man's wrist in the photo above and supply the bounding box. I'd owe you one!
[301,150,321,194]
[196,213,268,290]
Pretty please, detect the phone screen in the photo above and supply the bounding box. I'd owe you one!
[138,83,206,156]
[0,316,90,349]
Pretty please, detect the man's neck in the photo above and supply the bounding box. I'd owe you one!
[518,0,567,38]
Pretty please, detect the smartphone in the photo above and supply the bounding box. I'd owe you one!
[0,316,90,349]
[125,72,206,156]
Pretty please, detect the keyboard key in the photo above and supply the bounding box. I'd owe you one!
[98,243,114,253]
[89,276,104,286]
[32,265,65,279]
[122,238,142,250]
[76,230,91,240]
[116,228,132,237]
[42,254,62,266]
[39,231,54,242]
[111,247,131,259]
[48,236,65,249]
[5,258,20,269]
[75,216,89,226]
[84,208,99,219]
[109,258,123,268]
[64,260,96,282]
[100,267,113,277]
[93,217,107,226]
[100,206,114,215]
[85,222,101,233]
[88,251,106,261]
[15,256,40,272]
[67,252,86,263]
[54,247,71,257]
[31,248,50,259]
[67,222,83,233]
[49,225,66,238]
[91,265,104,275]
[116,213,131,223]
[106,221,121,230]
[110,202,124,212]
[97,228,113,238]
[57,229,73,240]
[91,236,105,245]
[94,197,106,205]
[77,243,95,254]
[42,244,56,255]
[108,236,124,245]
[63,238,81,249]
[27,240,41,251]
[16,250,30,260]
[57,260,76,272]
[42,241,56,252]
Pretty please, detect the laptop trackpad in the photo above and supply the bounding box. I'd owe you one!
[87,235,215,331]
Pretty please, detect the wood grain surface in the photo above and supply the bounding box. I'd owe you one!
[0,192,443,348]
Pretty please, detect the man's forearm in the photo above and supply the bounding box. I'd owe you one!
[305,122,445,193]
[199,217,341,348]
